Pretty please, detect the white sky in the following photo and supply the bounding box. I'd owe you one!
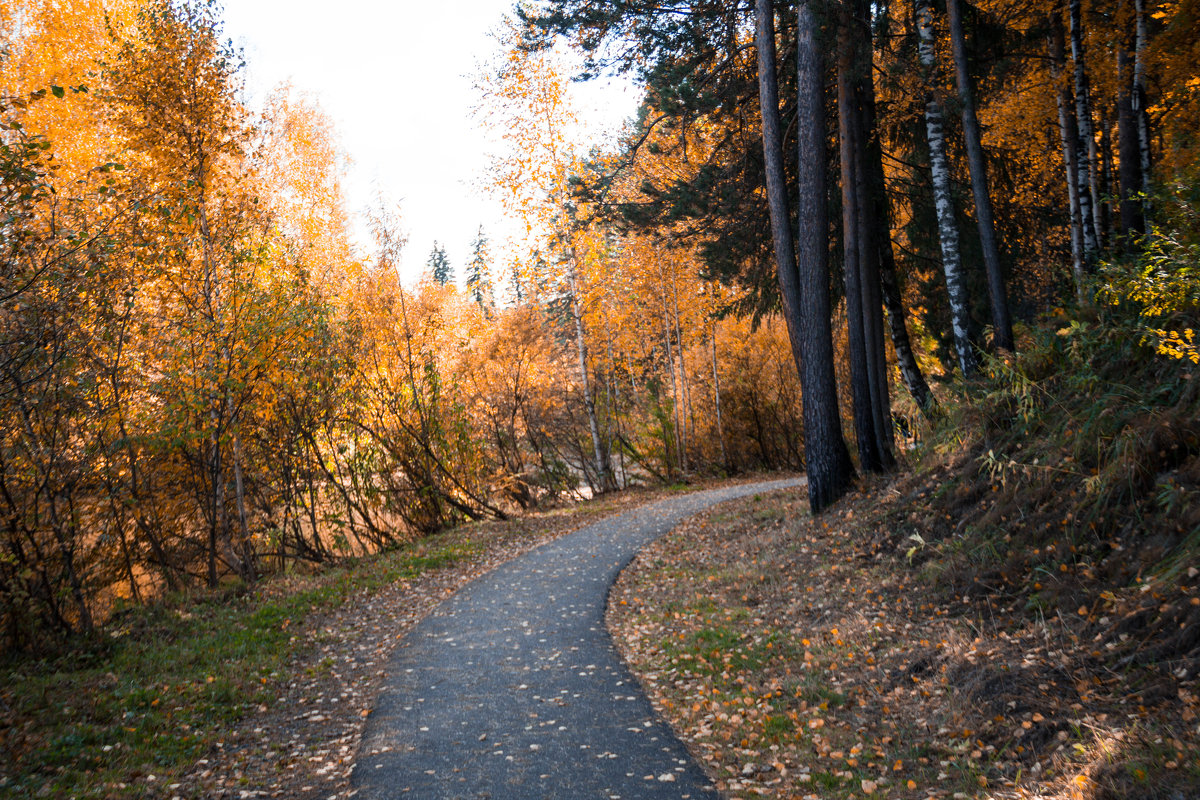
[221,0,640,283]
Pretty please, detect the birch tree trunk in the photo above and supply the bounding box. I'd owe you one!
[916,0,978,377]
[566,260,608,492]
[670,267,692,471]
[946,0,1014,352]
[658,277,684,476]
[232,435,255,582]
[396,283,445,526]
[603,320,627,489]
[710,322,729,472]
[198,174,231,587]
[1134,0,1151,192]
[1049,13,1088,302]
[756,0,854,511]
[1068,0,1102,256]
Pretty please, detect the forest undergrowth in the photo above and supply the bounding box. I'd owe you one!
[611,269,1200,799]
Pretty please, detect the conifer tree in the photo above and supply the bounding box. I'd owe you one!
[756,0,854,512]
[427,241,452,286]
[466,225,495,310]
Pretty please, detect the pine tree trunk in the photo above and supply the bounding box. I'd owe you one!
[856,160,895,468]
[1099,109,1115,241]
[756,0,854,511]
[838,12,882,472]
[946,0,1014,351]
[916,0,978,377]
[850,0,895,467]
[1117,0,1145,242]
[1049,13,1089,302]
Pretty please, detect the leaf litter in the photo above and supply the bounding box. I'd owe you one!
[608,476,1200,800]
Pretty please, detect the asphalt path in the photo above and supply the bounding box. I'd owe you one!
[351,477,805,799]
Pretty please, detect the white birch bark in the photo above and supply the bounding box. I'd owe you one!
[603,325,627,489]
[1134,0,1151,190]
[710,322,728,471]
[1068,0,1100,258]
[1058,98,1088,299]
[669,267,692,471]
[917,0,978,376]
[946,0,1013,351]
[656,268,684,475]
[1049,15,1089,302]
[566,259,608,492]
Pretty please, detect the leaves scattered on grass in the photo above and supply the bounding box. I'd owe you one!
[609,479,1200,799]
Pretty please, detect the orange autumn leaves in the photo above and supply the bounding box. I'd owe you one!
[0,1,812,641]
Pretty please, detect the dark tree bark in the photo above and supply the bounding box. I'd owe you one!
[1099,108,1115,241]
[851,0,894,467]
[755,0,854,512]
[840,0,895,470]
[1117,0,1145,244]
[837,9,881,473]
[946,0,1014,352]
[854,129,895,469]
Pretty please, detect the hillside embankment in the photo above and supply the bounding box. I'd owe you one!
[611,311,1200,799]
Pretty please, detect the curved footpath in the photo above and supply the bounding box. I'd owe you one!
[351,477,804,799]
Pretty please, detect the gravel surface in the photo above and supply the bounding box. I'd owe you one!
[352,478,803,800]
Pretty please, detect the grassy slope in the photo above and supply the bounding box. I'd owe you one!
[610,318,1200,799]
[0,537,481,798]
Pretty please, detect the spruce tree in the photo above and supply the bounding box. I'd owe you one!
[427,241,452,286]
[465,225,494,309]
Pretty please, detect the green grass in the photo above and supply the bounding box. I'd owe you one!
[661,622,802,681]
[761,712,795,742]
[0,538,482,798]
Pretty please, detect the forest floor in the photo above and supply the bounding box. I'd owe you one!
[609,469,1200,800]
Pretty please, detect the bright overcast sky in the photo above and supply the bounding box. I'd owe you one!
[221,0,640,283]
